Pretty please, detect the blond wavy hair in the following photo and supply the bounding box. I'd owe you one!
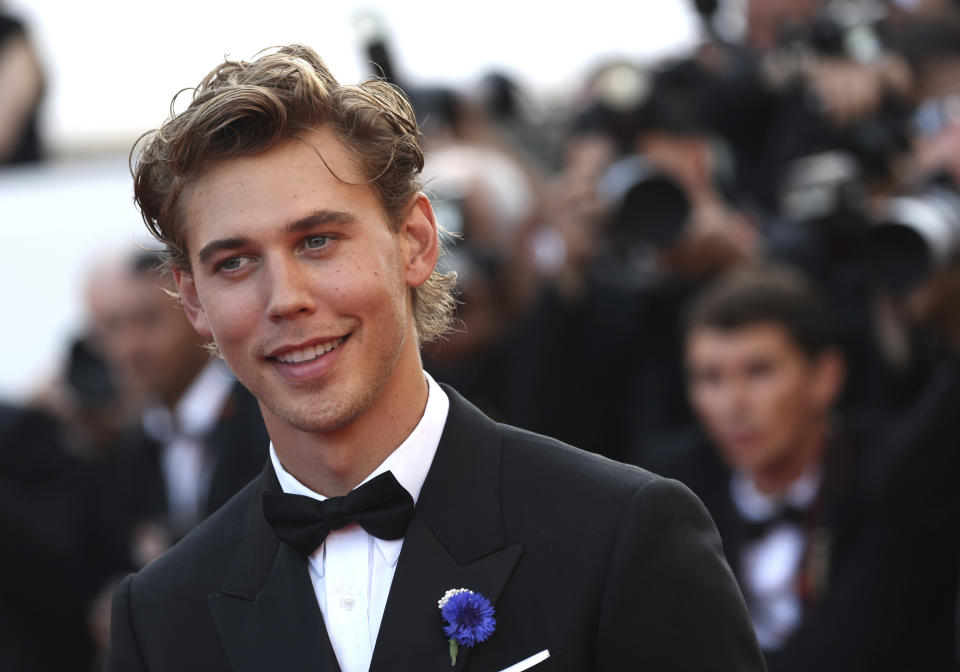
[132,44,456,344]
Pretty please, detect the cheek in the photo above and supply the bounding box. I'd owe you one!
[341,250,408,316]
[351,277,408,337]
[691,386,730,433]
[690,386,716,421]
[209,304,258,346]
[200,289,262,352]
[757,377,807,434]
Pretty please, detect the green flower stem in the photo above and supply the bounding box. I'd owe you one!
[449,639,459,666]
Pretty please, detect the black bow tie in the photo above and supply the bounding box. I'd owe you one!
[740,504,809,542]
[262,471,415,557]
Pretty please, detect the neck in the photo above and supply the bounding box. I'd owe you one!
[267,345,429,497]
[751,421,828,496]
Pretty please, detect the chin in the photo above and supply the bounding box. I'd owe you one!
[272,403,358,434]
[723,445,770,474]
[265,384,379,435]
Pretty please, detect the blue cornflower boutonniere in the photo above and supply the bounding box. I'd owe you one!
[438,588,496,666]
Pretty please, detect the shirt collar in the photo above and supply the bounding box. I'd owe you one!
[142,359,235,442]
[269,372,449,567]
[730,464,823,523]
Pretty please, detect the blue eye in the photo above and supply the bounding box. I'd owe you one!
[304,235,329,250]
[215,255,252,273]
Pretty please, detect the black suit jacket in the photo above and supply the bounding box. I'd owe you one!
[648,427,958,672]
[0,404,98,670]
[105,386,765,671]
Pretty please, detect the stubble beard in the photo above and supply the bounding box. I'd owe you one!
[262,323,407,435]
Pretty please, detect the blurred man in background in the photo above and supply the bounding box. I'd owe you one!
[86,249,268,563]
[653,263,957,670]
[84,249,268,659]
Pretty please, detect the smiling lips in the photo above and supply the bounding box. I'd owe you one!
[272,335,347,364]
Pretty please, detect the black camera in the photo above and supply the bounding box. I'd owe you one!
[597,156,690,250]
[865,176,960,292]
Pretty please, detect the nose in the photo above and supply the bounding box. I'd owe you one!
[265,255,317,322]
[719,377,751,418]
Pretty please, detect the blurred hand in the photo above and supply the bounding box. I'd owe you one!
[658,198,760,276]
[130,520,172,568]
[911,120,960,186]
[807,54,911,127]
[904,267,960,353]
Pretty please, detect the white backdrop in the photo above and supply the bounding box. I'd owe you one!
[0,0,700,399]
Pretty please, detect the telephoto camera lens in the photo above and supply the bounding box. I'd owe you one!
[597,155,690,249]
[866,185,960,292]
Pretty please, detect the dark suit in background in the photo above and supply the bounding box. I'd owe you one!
[0,403,99,671]
[98,381,269,575]
[106,387,765,671]
[650,424,957,672]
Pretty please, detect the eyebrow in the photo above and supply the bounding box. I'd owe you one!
[196,210,358,265]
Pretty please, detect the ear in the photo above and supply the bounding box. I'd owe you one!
[173,268,214,339]
[810,347,846,411]
[400,193,440,288]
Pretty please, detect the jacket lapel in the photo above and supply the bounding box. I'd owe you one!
[207,463,341,672]
[370,386,523,671]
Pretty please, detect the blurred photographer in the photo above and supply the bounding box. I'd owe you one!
[485,57,762,461]
[840,8,960,408]
[695,0,925,415]
[698,0,912,213]
[419,140,544,416]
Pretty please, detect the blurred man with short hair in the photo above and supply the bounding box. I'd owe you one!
[654,262,957,671]
[86,249,268,567]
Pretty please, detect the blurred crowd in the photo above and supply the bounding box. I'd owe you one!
[4,0,960,669]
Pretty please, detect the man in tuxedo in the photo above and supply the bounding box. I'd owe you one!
[86,250,269,569]
[105,44,765,671]
[653,263,957,670]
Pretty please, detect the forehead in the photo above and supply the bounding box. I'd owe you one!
[178,127,375,254]
[686,322,805,364]
[88,274,173,325]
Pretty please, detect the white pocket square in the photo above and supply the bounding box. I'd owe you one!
[498,649,550,672]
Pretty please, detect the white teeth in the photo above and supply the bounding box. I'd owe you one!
[275,336,344,364]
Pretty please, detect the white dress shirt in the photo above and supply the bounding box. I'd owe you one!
[731,467,823,650]
[269,373,449,672]
[141,359,235,535]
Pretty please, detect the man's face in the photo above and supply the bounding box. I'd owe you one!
[175,127,436,435]
[686,322,839,475]
[87,266,208,407]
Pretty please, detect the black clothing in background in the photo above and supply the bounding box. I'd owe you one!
[0,404,99,671]
[431,276,698,464]
[649,423,958,672]
[493,281,645,461]
[97,381,269,575]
